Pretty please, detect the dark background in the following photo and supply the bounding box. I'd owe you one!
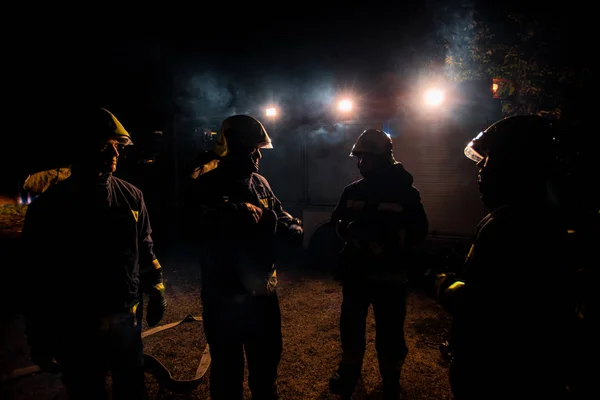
[3,1,594,235]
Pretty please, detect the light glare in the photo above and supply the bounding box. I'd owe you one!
[338,99,352,112]
[424,89,444,106]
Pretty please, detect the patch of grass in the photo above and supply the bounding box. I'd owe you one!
[0,242,454,400]
[0,204,27,234]
[139,267,453,400]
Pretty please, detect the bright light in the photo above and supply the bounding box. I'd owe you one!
[265,107,277,117]
[492,83,499,93]
[424,89,444,106]
[338,99,352,112]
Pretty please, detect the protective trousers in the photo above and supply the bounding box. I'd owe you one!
[56,312,147,400]
[339,280,408,384]
[202,292,282,400]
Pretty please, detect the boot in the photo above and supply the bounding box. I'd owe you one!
[382,379,402,400]
[329,366,360,398]
[381,367,403,400]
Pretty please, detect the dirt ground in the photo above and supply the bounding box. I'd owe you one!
[0,206,455,400]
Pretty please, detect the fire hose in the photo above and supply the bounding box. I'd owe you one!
[0,313,210,394]
[141,313,211,393]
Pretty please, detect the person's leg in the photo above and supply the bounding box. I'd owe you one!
[203,298,246,400]
[109,313,148,400]
[245,294,282,400]
[330,282,370,396]
[373,284,408,398]
[57,321,110,400]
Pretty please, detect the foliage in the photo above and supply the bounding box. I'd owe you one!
[442,10,586,120]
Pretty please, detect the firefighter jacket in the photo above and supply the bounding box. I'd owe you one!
[331,162,428,283]
[185,166,296,298]
[439,203,571,389]
[21,172,164,318]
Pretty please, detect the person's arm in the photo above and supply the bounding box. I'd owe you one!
[257,176,303,239]
[137,192,166,327]
[331,188,350,240]
[402,185,429,246]
[184,176,264,241]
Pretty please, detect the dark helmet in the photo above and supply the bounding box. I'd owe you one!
[466,115,558,209]
[350,129,393,157]
[214,114,272,157]
[464,115,555,167]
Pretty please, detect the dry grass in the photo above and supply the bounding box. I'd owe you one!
[0,204,27,234]
[143,267,453,400]
[0,209,454,400]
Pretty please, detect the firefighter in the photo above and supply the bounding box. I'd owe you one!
[435,115,571,399]
[329,129,429,399]
[185,114,303,400]
[21,107,167,400]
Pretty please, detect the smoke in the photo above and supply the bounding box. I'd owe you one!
[172,63,364,203]
[175,71,235,119]
[173,65,346,149]
[431,0,478,82]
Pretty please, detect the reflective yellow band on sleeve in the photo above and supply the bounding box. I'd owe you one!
[466,244,475,262]
[446,281,465,294]
[152,259,162,270]
[153,282,165,294]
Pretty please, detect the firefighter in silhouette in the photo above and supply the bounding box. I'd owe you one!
[185,114,303,400]
[554,116,600,400]
[329,129,428,399]
[21,107,167,400]
[435,115,571,399]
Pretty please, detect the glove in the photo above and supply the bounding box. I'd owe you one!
[29,340,61,373]
[258,209,278,235]
[31,354,61,373]
[286,223,303,237]
[434,273,466,314]
[277,213,303,239]
[346,220,374,242]
[335,220,349,240]
[434,272,460,298]
[146,293,167,327]
[241,202,263,224]
[25,317,61,373]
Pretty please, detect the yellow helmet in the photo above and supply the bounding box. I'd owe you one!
[97,107,133,145]
[77,107,132,146]
[213,114,272,157]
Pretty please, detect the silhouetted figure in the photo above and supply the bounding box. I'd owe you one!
[186,150,220,179]
[435,115,571,400]
[21,107,167,400]
[329,129,428,400]
[185,114,303,400]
